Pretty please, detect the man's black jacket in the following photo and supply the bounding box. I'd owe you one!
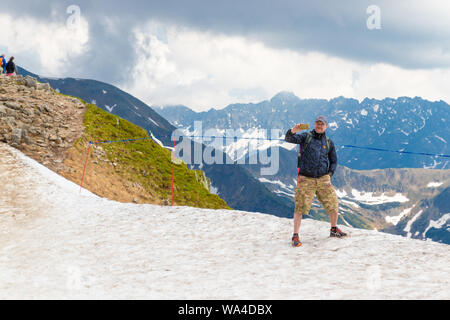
[285,129,337,178]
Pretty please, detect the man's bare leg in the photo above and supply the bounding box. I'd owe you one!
[329,209,338,228]
[292,212,303,246]
[293,212,303,234]
[329,209,348,237]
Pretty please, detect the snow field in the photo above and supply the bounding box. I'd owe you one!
[0,143,449,299]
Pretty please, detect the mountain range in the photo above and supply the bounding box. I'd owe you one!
[154,91,449,170]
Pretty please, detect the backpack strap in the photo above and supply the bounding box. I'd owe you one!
[302,132,313,155]
[302,132,331,155]
[298,132,312,167]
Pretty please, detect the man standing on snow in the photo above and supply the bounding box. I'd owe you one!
[285,115,348,247]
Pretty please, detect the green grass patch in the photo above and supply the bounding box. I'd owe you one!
[80,103,230,209]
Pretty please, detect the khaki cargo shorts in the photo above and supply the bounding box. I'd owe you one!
[294,174,338,215]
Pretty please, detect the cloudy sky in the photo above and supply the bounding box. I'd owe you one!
[1,0,449,111]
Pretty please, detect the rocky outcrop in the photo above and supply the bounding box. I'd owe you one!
[0,73,229,210]
[0,74,86,172]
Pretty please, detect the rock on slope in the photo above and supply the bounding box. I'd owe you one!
[0,143,448,299]
[0,74,86,172]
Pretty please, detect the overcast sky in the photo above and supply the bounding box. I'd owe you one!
[1,0,449,111]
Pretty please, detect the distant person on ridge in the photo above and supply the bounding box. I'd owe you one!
[0,54,6,74]
[285,115,348,247]
[5,56,18,76]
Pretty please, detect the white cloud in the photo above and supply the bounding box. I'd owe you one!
[385,0,450,35]
[2,12,449,111]
[99,16,121,36]
[123,20,450,111]
[0,14,89,76]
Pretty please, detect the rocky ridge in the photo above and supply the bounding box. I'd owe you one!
[0,74,85,173]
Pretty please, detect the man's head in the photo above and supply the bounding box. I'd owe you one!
[314,115,328,134]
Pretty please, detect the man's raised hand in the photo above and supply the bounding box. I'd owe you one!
[292,123,309,133]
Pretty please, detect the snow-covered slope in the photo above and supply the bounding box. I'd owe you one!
[0,143,449,299]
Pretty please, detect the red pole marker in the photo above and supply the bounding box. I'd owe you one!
[80,143,91,193]
[171,139,175,206]
[296,144,301,188]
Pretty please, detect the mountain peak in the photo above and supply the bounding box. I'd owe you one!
[270,91,300,104]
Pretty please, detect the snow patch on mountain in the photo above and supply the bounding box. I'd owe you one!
[335,189,347,198]
[328,121,338,130]
[423,213,450,238]
[104,104,116,113]
[337,188,409,208]
[404,210,424,238]
[147,117,160,127]
[209,183,219,195]
[258,178,291,190]
[341,199,361,208]
[273,189,295,197]
[427,181,443,188]
[385,205,415,226]
[424,159,446,169]
[350,189,409,205]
